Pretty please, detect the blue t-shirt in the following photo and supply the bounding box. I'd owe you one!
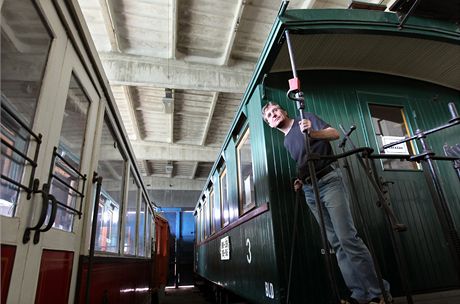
[284,113,334,180]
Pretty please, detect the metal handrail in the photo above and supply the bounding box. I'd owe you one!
[23,183,51,244]
[33,195,58,244]
[51,173,85,197]
[48,147,87,218]
[0,138,36,164]
[54,151,87,179]
[1,102,42,199]
[1,102,41,142]
[85,173,103,304]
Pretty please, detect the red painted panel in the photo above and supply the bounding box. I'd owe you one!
[75,216,170,304]
[1,244,16,304]
[35,250,74,304]
[77,258,153,304]
[153,216,170,288]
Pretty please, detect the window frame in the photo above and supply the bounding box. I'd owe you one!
[122,167,140,256]
[235,125,256,215]
[368,103,421,171]
[94,112,128,255]
[219,166,229,228]
[137,194,148,257]
[48,73,92,232]
[209,185,216,235]
[0,0,54,217]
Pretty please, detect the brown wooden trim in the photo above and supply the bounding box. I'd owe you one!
[196,203,269,246]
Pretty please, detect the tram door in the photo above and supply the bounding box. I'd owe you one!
[357,92,459,290]
[1,6,100,301]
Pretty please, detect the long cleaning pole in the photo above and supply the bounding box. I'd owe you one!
[284,29,340,303]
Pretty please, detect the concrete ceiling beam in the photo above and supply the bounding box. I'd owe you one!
[102,176,204,191]
[144,176,205,191]
[99,141,220,162]
[98,52,252,93]
[98,0,121,52]
[200,92,219,146]
[168,0,177,59]
[190,162,199,179]
[221,0,246,66]
[301,0,318,9]
[122,85,142,140]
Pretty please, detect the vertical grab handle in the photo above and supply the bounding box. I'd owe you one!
[33,194,58,244]
[23,182,51,244]
[85,173,103,304]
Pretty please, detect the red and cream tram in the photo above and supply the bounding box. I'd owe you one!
[0,0,169,303]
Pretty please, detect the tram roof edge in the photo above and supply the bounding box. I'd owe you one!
[279,9,460,38]
[237,8,460,122]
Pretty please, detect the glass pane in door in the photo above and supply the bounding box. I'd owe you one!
[237,128,255,214]
[369,104,418,170]
[0,0,52,216]
[219,167,229,227]
[123,170,139,255]
[95,115,126,253]
[50,75,90,231]
[138,197,146,256]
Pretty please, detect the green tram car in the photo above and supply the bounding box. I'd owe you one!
[193,5,460,304]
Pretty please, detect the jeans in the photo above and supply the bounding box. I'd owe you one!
[302,168,389,302]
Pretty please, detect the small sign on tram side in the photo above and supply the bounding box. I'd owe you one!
[381,136,409,155]
[220,236,230,260]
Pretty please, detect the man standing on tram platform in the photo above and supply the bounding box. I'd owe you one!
[261,101,391,304]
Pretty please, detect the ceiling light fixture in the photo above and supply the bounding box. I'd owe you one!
[162,88,174,114]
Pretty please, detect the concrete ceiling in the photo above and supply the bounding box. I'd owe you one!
[77,0,398,208]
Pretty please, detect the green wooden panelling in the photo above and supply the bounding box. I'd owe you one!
[356,91,458,289]
[263,70,460,302]
[197,211,278,303]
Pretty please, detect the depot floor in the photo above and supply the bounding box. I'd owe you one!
[160,286,213,304]
[159,287,460,304]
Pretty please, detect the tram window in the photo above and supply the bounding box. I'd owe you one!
[212,182,221,232]
[196,204,202,243]
[156,218,161,253]
[50,75,90,231]
[205,196,211,238]
[194,213,199,243]
[202,200,208,239]
[123,170,139,256]
[146,209,152,257]
[138,197,147,256]
[219,167,229,227]
[236,127,255,215]
[96,191,120,252]
[95,116,126,253]
[209,186,216,234]
[0,119,27,216]
[369,104,418,170]
[200,204,204,241]
[0,0,52,217]
[202,198,208,240]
